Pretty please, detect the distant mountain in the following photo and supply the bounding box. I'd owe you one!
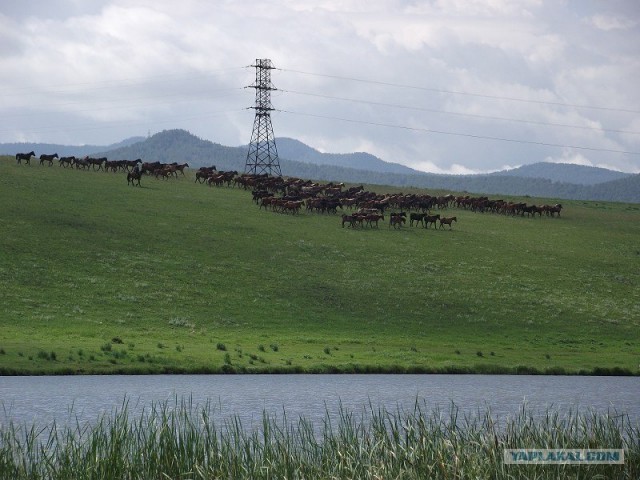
[585,174,640,203]
[102,136,146,151]
[276,137,422,175]
[93,129,238,168]
[0,137,145,158]
[3,129,638,202]
[492,162,631,185]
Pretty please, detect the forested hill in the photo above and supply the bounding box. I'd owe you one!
[491,162,631,185]
[276,137,422,175]
[3,129,638,203]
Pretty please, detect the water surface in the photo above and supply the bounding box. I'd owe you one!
[1,374,638,428]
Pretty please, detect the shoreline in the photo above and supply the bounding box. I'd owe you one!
[1,364,636,376]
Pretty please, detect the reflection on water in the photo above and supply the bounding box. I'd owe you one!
[1,374,638,429]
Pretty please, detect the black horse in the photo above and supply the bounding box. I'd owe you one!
[16,151,35,165]
[127,171,142,187]
[39,153,59,166]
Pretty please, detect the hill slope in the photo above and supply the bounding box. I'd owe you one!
[492,162,631,185]
[1,155,639,375]
[276,137,422,175]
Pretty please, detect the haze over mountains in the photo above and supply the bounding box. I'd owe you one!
[3,129,638,203]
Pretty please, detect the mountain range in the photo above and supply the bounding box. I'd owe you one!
[2,129,638,203]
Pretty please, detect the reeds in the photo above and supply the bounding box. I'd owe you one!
[1,398,638,479]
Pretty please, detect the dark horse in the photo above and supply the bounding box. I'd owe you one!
[39,153,58,166]
[127,171,142,187]
[439,216,457,229]
[16,151,35,165]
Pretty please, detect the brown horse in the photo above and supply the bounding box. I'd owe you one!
[439,216,457,229]
[365,213,384,228]
[424,214,440,229]
[174,163,189,175]
[389,214,405,229]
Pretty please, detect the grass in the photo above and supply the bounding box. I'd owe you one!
[0,398,637,479]
[0,156,639,374]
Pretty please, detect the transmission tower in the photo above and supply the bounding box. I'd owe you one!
[245,59,282,176]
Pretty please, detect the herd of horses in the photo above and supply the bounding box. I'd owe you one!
[14,151,563,229]
[197,167,564,229]
[16,151,62,166]
[237,173,562,229]
[15,151,190,187]
[336,211,458,230]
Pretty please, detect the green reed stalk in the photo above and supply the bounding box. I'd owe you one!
[0,398,638,479]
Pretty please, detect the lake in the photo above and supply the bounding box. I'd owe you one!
[1,374,638,429]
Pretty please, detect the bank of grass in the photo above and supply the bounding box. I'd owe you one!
[0,156,639,375]
[0,399,638,479]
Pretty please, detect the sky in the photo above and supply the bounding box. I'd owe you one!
[1,0,639,174]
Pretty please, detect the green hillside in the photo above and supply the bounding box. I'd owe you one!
[1,156,638,375]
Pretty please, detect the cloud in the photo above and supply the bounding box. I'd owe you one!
[588,14,637,31]
[0,0,639,174]
[544,150,594,167]
[407,160,500,175]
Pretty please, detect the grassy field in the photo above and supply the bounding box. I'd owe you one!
[0,156,638,375]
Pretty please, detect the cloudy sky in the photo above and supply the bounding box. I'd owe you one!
[1,0,639,173]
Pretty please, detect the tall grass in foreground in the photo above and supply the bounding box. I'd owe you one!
[0,399,638,479]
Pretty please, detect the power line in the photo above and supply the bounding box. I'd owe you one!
[277,109,640,156]
[3,63,638,159]
[278,68,640,115]
[279,88,640,136]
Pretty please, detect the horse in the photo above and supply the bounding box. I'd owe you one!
[74,157,90,169]
[409,212,427,227]
[548,204,563,217]
[341,214,356,228]
[365,213,384,228]
[521,205,541,217]
[16,151,35,165]
[439,216,457,229]
[424,214,440,229]
[207,173,225,186]
[39,153,58,166]
[85,157,106,171]
[127,171,142,187]
[58,156,75,167]
[158,165,178,179]
[282,200,304,214]
[389,213,406,229]
[174,163,189,175]
[195,166,216,183]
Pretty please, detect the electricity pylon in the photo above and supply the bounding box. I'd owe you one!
[245,59,281,176]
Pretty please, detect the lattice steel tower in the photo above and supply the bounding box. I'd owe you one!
[245,59,282,176]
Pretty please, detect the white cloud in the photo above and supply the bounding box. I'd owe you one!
[544,150,594,167]
[588,14,637,31]
[408,160,494,175]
